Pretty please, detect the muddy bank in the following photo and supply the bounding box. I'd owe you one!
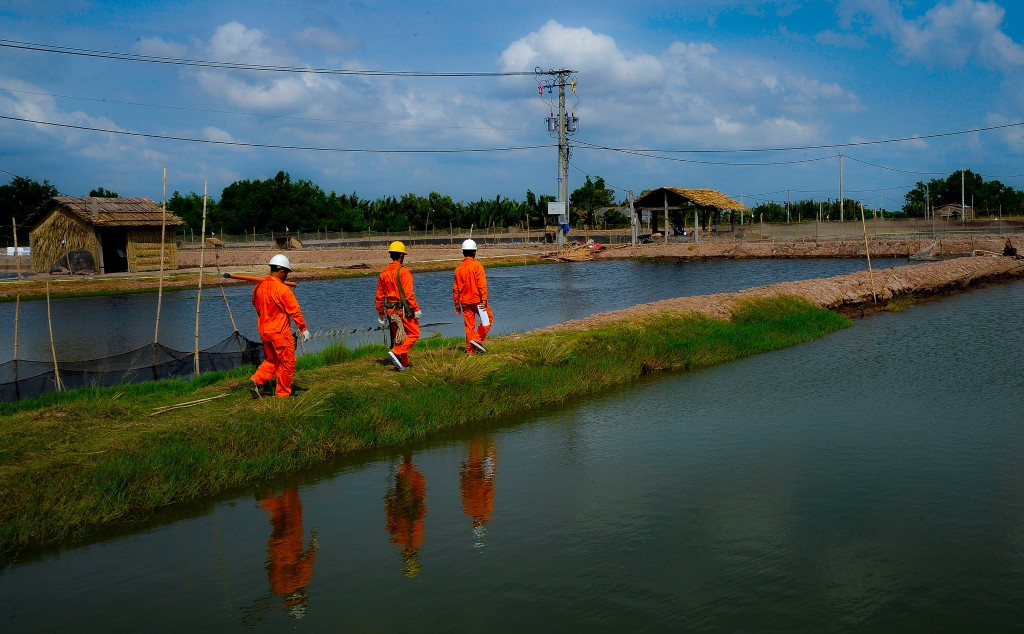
[592,235,1011,261]
[538,255,1024,333]
[0,235,1016,301]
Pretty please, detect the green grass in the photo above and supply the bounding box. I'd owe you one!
[0,295,850,560]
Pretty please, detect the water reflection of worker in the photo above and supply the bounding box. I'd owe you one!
[258,487,318,619]
[460,437,497,547]
[384,453,428,577]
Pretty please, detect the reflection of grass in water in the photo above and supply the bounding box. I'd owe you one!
[885,295,914,312]
[0,295,849,559]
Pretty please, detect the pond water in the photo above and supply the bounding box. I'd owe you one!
[1,265,1022,632]
[0,258,905,361]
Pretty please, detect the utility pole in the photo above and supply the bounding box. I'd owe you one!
[537,68,578,249]
[628,190,638,246]
[838,152,844,223]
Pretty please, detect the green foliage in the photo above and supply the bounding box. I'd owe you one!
[1,176,59,238]
[569,176,616,226]
[902,169,1024,217]
[602,208,630,227]
[88,187,118,198]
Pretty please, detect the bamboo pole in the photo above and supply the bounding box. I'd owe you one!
[194,183,209,376]
[224,273,295,287]
[154,165,168,345]
[149,395,228,413]
[46,281,63,392]
[213,249,244,354]
[860,204,877,304]
[11,217,20,399]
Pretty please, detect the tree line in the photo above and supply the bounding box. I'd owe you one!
[2,171,621,240]
[746,169,1024,223]
[7,168,1017,241]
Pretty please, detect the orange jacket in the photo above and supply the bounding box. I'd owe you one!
[385,458,427,551]
[460,439,496,528]
[453,257,488,306]
[376,261,420,316]
[259,489,317,598]
[253,276,307,340]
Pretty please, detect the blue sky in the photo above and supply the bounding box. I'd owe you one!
[1,0,1023,211]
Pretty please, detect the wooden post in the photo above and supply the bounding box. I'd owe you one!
[154,165,168,345]
[861,204,877,304]
[11,217,20,398]
[194,183,209,376]
[46,281,63,392]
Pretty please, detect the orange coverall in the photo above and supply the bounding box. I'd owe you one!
[258,488,317,613]
[375,261,420,365]
[460,437,497,529]
[452,256,493,353]
[251,276,307,397]
[384,454,427,577]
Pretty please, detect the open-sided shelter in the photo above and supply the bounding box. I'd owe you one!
[29,196,184,274]
[634,187,749,235]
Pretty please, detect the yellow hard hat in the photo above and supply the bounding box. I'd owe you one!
[388,241,407,254]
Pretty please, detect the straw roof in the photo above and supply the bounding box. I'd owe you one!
[634,187,749,211]
[42,196,185,228]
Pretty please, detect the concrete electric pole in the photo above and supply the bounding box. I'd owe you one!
[537,68,578,249]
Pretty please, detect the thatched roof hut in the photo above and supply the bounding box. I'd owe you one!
[29,197,184,274]
[634,187,749,233]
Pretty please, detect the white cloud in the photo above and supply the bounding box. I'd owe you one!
[203,126,236,143]
[132,36,188,59]
[984,112,1024,151]
[815,30,869,49]
[191,22,341,112]
[499,20,664,88]
[495,21,862,152]
[839,0,1024,70]
[294,28,357,56]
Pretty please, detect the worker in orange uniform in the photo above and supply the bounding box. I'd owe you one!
[249,254,310,398]
[384,452,428,577]
[460,436,497,547]
[258,487,318,619]
[452,238,493,354]
[375,241,421,371]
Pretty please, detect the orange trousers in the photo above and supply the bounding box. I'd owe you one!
[459,303,493,353]
[388,312,420,362]
[252,335,296,397]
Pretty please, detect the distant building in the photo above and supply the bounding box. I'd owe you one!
[633,187,749,233]
[29,197,183,274]
[933,203,974,221]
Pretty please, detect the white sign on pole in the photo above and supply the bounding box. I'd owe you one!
[547,202,566,215]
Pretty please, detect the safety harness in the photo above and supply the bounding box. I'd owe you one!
[384,264,414,345]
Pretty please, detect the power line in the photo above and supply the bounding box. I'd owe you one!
[0,85,533,132]
[0,114,552,154]
[573,120,1024,155]
[0,38,534,77]
[842,154,948,176]
[574,140,836,166]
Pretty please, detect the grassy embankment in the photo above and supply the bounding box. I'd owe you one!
[0,295,850,560]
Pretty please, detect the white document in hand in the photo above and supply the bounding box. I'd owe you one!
[478,304,490,327]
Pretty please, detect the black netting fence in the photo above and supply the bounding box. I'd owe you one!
[0,332,262,402]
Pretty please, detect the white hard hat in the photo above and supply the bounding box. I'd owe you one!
[461,239,477,251]
[269,253,291,270]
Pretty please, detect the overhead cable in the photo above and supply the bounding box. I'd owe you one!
[0,114,551,154]
[0,39,534,77]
